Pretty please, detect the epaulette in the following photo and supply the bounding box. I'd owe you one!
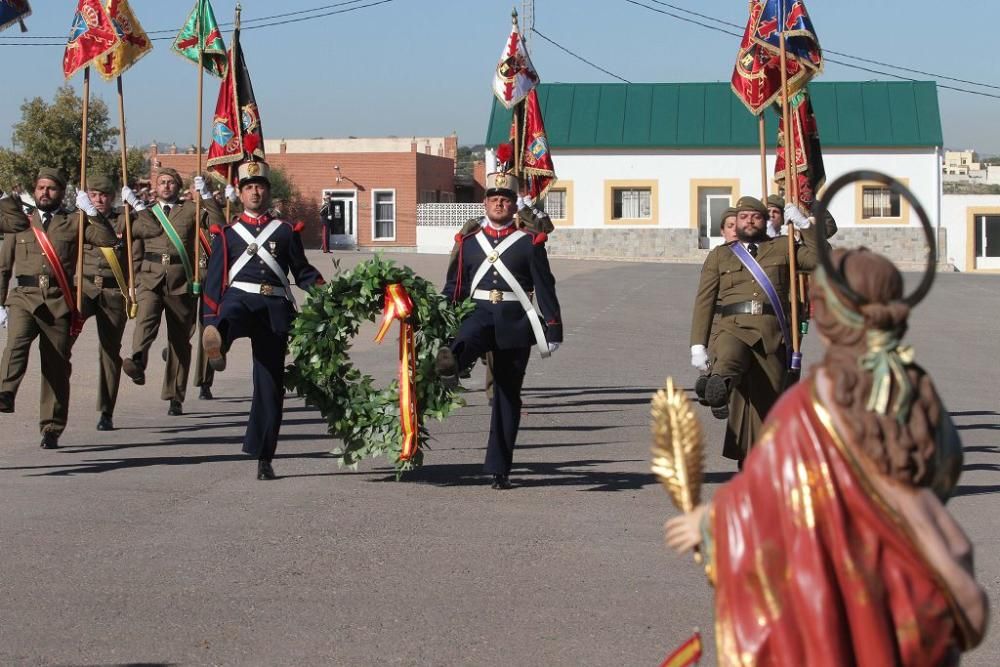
[525,229,547,246]
[292,220,305,233]
[454,226,482,243]
[209,223,224,234]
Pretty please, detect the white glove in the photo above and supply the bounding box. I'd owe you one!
[76,190,98,216]
[691,344,709,372]
[547,341,560,354]
[784,203,810,230]
[193,176,212,200]
[0,306,7,329]
[121,186,146,211]
[225,184,238,203]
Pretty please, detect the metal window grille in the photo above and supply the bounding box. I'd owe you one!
[543,189,567,219]
[613,188,651,219]
[862,187,901,218]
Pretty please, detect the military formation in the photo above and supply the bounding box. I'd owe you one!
[0,161,320,478]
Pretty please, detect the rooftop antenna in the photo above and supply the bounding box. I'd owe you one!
[520,0,534,47]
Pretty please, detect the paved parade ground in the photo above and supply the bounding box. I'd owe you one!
[0,249,997,666]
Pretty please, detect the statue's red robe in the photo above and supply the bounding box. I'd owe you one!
[706,376,986,666]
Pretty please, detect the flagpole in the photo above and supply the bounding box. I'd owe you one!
[77,66,91,312]
[117,76,137,318]
[778,25,801,362]
[759,115,768,200]
[511,9,523,181]
[193,12,204,295]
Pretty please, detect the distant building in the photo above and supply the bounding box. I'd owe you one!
[943,149,981,176]
[416,80,998,272]
[154,135,460,250]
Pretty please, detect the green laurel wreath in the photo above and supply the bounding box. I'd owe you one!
[285,255,473,474]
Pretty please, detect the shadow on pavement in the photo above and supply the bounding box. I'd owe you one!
[954,484,1000,497]
[0,450,331,477]
[336,459,658,492]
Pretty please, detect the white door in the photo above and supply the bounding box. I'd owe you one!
[974,214,1000,270]
[323,189,357,247]
[703,191,733,249]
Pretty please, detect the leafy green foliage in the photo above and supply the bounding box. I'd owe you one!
[0,84,148,191]
[286,255,474,475]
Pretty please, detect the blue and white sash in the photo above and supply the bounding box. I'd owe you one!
[729,243,797,369]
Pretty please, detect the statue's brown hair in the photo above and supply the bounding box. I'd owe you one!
[810,249,940,486]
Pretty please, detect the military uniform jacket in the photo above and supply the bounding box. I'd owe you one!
[444,220,562,349]
[79,209,137,300]
[201,212,324,334]
[0,196,117,317]
[130,197,224,296]
[690,228,822,355]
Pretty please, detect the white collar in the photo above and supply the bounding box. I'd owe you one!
[483,218,514,231]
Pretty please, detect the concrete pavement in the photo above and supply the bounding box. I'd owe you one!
[0,250,997,665]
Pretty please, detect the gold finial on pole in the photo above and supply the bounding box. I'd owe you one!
[511,7,518,25]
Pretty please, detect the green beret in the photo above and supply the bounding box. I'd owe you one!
[735,195,768,216]
[765,194,786,210]
[718,206,738,231]
[156,167,183,187]
[86,174,115,194]
[36,167,67,189]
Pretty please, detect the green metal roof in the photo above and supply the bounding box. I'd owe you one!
[485,81,943,149]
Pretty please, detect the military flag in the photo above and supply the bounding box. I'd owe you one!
[62,0,118,79]
[206,23,265,181]
[0,0,30,33]
[519,89,556,200]
[773,88,825,199]
[731,0,823,115]
[97,0,151,80]
[172,0,227,78]
[492,20,539,110]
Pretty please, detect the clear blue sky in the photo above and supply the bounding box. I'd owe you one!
[2,0,999,153]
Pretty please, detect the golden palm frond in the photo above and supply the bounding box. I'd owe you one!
[650,377,705,513]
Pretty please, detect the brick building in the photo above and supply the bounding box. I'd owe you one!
[153,135,459,250]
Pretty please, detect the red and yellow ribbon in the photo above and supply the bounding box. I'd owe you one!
[375,283,419,461]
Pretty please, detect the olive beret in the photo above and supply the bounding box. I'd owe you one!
[735,195,768,216]
[36,167,67,189]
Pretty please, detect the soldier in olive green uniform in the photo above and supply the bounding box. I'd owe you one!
[689,196,824,464]
[121,168,224,415]
[77,175,136,431]
[0,168,118,448]
[447,201,555,402]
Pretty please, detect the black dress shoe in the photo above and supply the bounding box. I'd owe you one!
[491,474,512,490]
[161,347,168,362]
[435,348,459,389]
[96,412,114,431]
[0,390,14,413]
[167,400,183,416]
[202,325,227,372]
[198,385,214,400]
[694,374,709,405]
[703,375,730,420]
[122,358,145,386]
[257,460,277,480]
[40,432,59,449]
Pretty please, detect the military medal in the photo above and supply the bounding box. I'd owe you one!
[268,241,277,256]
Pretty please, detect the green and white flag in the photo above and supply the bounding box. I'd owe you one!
[171,0,227,78]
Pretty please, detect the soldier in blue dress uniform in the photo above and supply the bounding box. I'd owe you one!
[200,161,324,480]
[437,172,563,489]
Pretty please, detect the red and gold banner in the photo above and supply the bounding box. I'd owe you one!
[659,631,702,667]
[375,283,419,461]
[520,88,556,200]
[63,0,118,80]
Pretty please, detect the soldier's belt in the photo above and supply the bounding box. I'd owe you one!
[16,274,56,289]
[716,300,776,317]
[472,288,519,304]
[230,280,289,299]
[145,251,179,265]
[82,274,120,290]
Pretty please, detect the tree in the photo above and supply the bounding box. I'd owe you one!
[0,84,148,191]
[268,165,298,203]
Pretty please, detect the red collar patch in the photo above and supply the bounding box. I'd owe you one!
[240,212,271,227]
[482,224,516,240]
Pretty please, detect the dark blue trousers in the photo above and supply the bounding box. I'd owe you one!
[451,311,532,475]
[215,296,288,460]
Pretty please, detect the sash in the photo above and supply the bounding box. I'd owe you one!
[472,230,550,358]
[31,226,84,337]
[729,242,792,368]
[98,246,129,302]
[150,203,194,288]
